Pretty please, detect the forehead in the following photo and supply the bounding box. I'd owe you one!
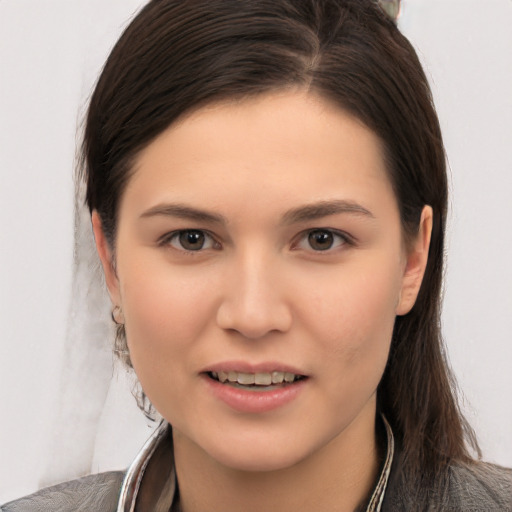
[122,90,397,220]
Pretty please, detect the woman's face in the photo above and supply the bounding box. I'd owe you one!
[95,91,430,472]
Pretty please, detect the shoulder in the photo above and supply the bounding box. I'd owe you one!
[0,471,124,512]
[447,461,512,510]
[384,459,512,511]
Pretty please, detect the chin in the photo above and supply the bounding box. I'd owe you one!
[207,444,306,473]
[194,427,317,473]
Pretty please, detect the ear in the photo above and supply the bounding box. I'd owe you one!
[92,211,121,306]
[396,206,433,316]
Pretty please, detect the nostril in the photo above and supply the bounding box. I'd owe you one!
[216,301,293,339]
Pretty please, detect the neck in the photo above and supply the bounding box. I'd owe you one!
[173,402,381,512]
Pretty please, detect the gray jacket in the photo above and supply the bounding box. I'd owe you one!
[2,422,511,512]
[3,460,511,511]
[0,472,124,512]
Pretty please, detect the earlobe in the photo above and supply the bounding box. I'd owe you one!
[92,211,121,305]
[396,206,433,316]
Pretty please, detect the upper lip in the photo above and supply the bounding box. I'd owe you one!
[201,361,307,376]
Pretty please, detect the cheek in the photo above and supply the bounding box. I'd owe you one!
[116,255,217,384]
[303,256,402,379]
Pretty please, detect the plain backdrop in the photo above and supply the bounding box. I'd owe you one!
[1,0,511,504]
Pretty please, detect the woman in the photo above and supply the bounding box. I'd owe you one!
[2,0,510,510]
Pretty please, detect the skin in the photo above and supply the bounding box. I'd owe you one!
[93,90,432,512]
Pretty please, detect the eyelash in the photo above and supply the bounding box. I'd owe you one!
[158,228,354,254]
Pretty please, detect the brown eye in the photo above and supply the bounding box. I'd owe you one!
[165,230,218,251]
[179,230,205,250]
[293,229,351,253]
[308,230,335,251]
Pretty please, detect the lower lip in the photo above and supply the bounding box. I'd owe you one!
[202,375,307,413]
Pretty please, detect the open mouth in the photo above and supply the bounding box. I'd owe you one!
[206,370,306,389]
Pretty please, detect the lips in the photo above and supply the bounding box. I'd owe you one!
[202,362,308,413]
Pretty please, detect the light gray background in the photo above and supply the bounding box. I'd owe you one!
[1,0,511,503]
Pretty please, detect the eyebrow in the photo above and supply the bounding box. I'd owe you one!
[139,199,374,225]
[140,204,227,224]
[282,200,375,224]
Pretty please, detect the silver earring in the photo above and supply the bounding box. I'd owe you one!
[111,305,125,325]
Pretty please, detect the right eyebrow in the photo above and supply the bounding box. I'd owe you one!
[139,203,227,224]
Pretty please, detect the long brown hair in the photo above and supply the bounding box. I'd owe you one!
[82,0,479,480]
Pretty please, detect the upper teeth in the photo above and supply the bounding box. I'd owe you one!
[212,371,298,385]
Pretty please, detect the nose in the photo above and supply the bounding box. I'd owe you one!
[216,250,293,339]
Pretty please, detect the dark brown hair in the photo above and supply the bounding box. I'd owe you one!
[82,0,479,483]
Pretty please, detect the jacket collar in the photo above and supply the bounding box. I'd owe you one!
[117,415,394,512]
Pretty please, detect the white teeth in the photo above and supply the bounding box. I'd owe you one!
[255,373,272,385]
[238,372,255,385]
[271,371,284,384]
[212,370,301,385]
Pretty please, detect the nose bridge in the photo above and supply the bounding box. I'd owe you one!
[216,243,292,338]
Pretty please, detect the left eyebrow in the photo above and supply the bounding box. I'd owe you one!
[139,203,227,224]
[281,200,375,225]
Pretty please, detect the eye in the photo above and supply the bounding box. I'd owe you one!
[163,230,219,251]
[295,229,351,252]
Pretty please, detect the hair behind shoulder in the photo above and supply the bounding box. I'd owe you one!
[82,0,480,479]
